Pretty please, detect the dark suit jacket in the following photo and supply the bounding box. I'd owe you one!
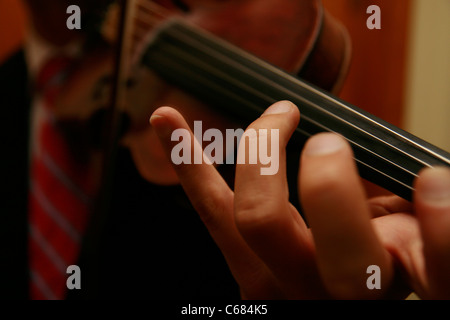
[0,50,30,299]
[0,50,239,299]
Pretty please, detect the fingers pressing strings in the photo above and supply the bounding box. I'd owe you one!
[368,195,413,218]
[299,133,394,299]
[150,107,281,299]
[233,101,326,298]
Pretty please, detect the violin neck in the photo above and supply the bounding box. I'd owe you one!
[141,18,450,200]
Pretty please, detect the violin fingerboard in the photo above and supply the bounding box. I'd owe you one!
[142,18,450,201]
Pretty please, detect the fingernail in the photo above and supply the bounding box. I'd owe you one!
[261,101,294,117]
[418,167,450,207]
[149,114,164,126]
[303,133,347,156]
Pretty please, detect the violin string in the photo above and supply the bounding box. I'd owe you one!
[134,14,164,29]
[128,4,448,188]
[134,10,159,25]
[284,124,415,192]
[149,43,417,193]
[165,23,450,171]
[137,0,172,18]
[169,39,420,180]
[112,0,169,59]
[158,24,449,186]
[135,4,166,21]
[213,30,450,168]
[131,1,174,40]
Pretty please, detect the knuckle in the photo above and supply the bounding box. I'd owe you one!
[234,196,283,234]
[246,121,270,133]
[190,188,232,232]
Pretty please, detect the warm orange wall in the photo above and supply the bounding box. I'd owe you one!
[323,0,412,197]
[0,0,28,63]
[323,0,411,127]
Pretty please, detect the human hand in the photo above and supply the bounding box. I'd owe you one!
[149,101,450,299]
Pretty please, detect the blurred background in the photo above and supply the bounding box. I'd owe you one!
[1,0,449,195]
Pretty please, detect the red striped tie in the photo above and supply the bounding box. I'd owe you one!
[28,56,96,300]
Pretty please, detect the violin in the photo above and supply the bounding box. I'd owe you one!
[48,0,450,202]
[32,0,449,299]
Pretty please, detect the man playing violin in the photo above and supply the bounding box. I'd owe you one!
[1,0,449,300]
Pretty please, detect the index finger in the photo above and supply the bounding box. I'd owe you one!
[150,106,277,298]
[150,106,235,243]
